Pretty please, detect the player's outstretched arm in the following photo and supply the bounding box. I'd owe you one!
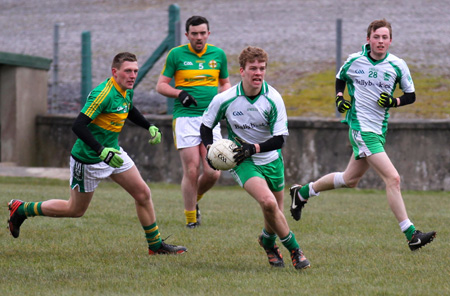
[127,106,162,145]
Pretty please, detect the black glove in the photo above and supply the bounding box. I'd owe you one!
[377,92,397,108]
[335,95,351,113]
[233,137,256,165]
[178,90,198,107]
[205,145,218,170]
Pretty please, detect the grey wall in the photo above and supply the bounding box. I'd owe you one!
[1,66,48,165]
[36,115,450,191]
[0,52,52,166]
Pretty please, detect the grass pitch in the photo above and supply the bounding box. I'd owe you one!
[1,177,448,295]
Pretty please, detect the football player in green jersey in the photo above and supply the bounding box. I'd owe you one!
[289,19,436,251]
[8,52,187,255]
[201,46,310,270]
[156,16,231,228]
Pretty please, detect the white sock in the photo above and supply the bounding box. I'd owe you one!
[399,219,413,232]
[308,182,320,198]
[333,172,347,189]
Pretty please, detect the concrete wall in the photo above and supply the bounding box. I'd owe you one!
[36,115,450,191]
[0,52,51,166]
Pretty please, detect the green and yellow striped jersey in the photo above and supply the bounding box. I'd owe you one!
[161,43,229,118]
[71,77,133,163]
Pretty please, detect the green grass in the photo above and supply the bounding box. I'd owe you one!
[1,177,449,295]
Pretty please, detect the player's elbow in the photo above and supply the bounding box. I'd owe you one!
[155,83,163,94]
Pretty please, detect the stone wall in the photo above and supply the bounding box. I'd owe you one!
[35,115,450,191]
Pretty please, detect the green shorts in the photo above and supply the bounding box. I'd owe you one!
[349,128,386,160]
[229,156,285,192]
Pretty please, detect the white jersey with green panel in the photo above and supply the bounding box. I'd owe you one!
[202,81,289,166]
[71,77,132,163]
[161,43,229,119]
[337,44,415,134]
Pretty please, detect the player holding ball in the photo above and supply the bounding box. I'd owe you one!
[201,46,310,270]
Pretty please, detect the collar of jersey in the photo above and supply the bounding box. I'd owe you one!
[110,76,128,98]
[236,81,268,103]
[188,43,208,57]
[361,43,390,65]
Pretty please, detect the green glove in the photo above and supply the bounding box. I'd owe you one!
[335,95,351,113]
[377,92,398,108]
[148,125,162,145]
[99,147,123,168]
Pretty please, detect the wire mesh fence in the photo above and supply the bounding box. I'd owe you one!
[1,0,448,115]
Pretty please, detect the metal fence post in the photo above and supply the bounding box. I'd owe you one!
[51,22,63,113]
[81,31,92,107]
[132,4,181,114]
[166,4,181,115]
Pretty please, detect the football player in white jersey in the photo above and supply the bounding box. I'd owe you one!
[201,46,310,270]
[289,19,436,251]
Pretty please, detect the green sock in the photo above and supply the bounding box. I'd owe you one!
[18,202,44,217]
[261,229,277,248]
[300,184,311,199]
[144,222,162,251]
[280,231,300,252]
[404,225,416,241]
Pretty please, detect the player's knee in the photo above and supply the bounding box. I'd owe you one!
[345,177,360,188]
[71,208,88,218]
[133,188,151,205]
[184,165,200,180]
[336,171,359,188]
[385,174,401,189]
[259,197,278,214]
[206,169,221,182]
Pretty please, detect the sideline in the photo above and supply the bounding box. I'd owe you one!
[0,163,70,180]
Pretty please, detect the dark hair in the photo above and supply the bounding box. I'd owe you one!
[111,52,137,69]
[239,46,268,68]
[367,19,392,39]
[185,16,209,32]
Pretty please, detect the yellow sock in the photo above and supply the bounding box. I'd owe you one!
[197,194,204,202]
[185,209,196,224]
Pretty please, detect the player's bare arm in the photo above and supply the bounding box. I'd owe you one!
[156,75,182,98]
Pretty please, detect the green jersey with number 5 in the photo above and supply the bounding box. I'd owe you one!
[161,43,229,119]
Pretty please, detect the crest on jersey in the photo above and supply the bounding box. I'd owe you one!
[209,60,217,69]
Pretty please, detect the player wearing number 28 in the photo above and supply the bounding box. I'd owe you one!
[289,19,436,251]
[156,16,231,228]
[8,52,187,255]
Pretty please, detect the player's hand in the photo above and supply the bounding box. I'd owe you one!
[335,95,351,113]
[205,144,218,170]
[233,137,256,165]
[178,90,198,107]
[99,147,123,168]
[377,92,397,108]
[148,125,162,145]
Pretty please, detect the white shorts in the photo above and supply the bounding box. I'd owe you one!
[70,148,135,193]
[173,116,222,149]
